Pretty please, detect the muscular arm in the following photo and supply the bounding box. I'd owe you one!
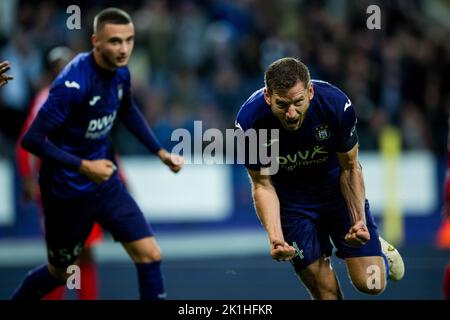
[337,143,370,246]
[247,168,282,241]
[337,143,366,225]
[247,168,295,261]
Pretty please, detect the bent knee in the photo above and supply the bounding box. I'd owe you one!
[352,279,386,295]
[133,247,162,263]
[124,237,163,263]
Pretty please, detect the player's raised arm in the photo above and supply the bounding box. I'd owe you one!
[0,60,13,87]
[337,144,370,246]
[246,168,295,261]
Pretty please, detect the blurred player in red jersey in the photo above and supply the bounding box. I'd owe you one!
[0,60,14,87]
[437,118,450,300]
[16,47,127,300]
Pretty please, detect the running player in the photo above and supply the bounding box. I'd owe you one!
[11,8,183,300]
[236,57,404,299]
[16,46,107,300]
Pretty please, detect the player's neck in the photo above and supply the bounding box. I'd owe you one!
[92,50,117,72]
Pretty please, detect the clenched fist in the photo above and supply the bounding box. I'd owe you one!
[79,159,116,184]
[158,149,184,173]
[345,220,370,247]
[270,239,296,261]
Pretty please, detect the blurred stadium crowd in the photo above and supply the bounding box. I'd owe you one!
[0,0,449,158]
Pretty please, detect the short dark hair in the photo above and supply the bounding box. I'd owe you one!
[93,8,132,33]
[264,57,311,95]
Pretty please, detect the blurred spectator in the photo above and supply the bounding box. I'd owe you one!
[0,0,448,158]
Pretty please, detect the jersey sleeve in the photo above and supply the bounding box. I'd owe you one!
[235,97,271,171]
[335,94,358,153]
[38,79,83,127]
[20,78,85,169]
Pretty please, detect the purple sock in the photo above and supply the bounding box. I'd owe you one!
[135,261,166,300]
[11,264,65,300]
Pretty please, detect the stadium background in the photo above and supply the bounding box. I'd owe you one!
[0,0,449,299]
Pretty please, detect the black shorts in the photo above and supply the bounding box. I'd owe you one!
[281,200,383,273]
[41,181,153,268]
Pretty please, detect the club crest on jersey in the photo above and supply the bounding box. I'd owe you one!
[117,84,123,101]
[314,125,330,141]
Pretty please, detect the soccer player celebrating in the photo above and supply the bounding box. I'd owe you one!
[11,8,183,300]
[235,57,404,299]
[0,60,13,87]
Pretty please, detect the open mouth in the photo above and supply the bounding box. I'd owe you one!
[285,119,299,128]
